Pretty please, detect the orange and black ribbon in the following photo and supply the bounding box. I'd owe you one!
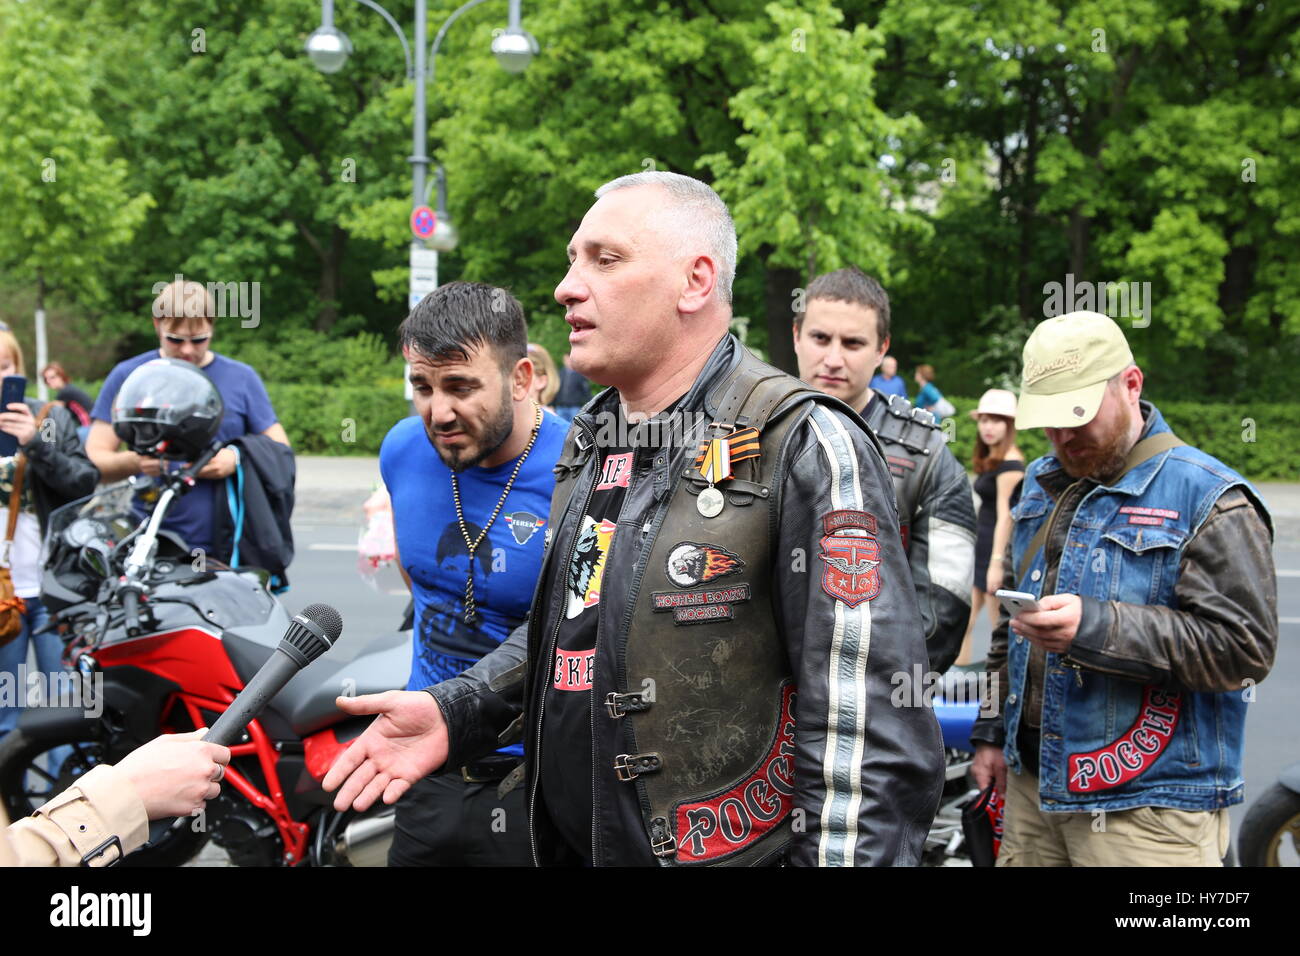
[694,426,760,482]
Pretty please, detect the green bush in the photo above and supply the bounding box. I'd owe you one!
[268,383,410,455]
[221,330,405,386]
[943,397,1298,482]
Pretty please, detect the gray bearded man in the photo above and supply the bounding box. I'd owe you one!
[325,172,944,866]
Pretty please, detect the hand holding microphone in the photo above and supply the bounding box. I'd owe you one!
[204,603,344,747]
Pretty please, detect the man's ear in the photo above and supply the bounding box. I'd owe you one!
[513,356,535,402]
[1124,365,1144,403]
[679,254,718,315]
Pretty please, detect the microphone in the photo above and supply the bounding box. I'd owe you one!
[204,604,344,747]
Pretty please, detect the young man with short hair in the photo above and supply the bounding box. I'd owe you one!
[793,267,976,674]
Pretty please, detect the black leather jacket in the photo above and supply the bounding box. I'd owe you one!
[861,391,976,673]
[426,336,944,866]
[19,398,100,532]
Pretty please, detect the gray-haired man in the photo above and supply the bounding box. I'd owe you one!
[326,173,944,867]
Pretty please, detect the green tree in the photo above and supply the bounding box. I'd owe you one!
[0,0,153,346]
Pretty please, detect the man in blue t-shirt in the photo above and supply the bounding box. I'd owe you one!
[85,278,289,561]
[869,354,909,400]
[377,281,565,867]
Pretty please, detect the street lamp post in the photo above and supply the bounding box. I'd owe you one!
[305,0,537,322]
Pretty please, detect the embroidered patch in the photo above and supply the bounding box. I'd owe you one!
[1118,506,1180,527]
[1067,687,1181,793]
[822,509,879,535]
[672,604,734,625]
[672,685,796,863]
[885,455,916,478]
[651,584,751,611]
[504,511,546,545]
[819,511,882,606]
[664,542,744,588]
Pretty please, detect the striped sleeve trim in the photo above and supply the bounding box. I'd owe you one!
[807,406,872,867]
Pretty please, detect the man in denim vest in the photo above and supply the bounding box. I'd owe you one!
[970,311,1277,865]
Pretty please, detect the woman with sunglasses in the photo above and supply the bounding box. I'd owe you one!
[84,279,290,566]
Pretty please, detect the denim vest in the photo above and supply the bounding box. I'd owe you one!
[1003,405,1269,812]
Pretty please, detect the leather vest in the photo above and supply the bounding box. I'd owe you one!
[542,350,873,865]
[862,390,945,552]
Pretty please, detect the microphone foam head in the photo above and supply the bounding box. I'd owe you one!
[300,603,344,643]
[280,603,344,666]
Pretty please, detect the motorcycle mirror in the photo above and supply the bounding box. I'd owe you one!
[79,542,112,578]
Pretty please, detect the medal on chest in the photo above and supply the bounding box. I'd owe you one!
[692,425,760,518]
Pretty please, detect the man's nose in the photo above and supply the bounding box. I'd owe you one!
[554,263,587,307]
[428,393,459,428]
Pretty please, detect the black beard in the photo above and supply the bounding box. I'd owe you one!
[429,387,516,473]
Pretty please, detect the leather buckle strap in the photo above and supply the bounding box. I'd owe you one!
[80,835,123,867]
[613,752,662,782]
[649,816,676,858]
[604,691,651,718]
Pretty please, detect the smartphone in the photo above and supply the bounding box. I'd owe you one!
[996,588,1041,616]
[0,376,26,458]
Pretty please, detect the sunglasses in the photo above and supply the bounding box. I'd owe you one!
[163,333,211,345]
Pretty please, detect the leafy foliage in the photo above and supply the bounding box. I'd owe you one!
[0,0,1295,420]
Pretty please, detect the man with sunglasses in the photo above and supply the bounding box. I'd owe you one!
[86,278,290,565]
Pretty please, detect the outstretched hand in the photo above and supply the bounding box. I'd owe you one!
[323,690,450,812]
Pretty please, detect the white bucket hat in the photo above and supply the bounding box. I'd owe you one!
[969,388,1017,421]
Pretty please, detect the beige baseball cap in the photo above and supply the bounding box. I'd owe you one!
[1017,311,1134,429]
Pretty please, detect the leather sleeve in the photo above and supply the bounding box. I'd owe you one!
[1067,489,1277,691]
[424,621,529,769]
[22,402,100,502]
[2,764,149,867]
[907,437,976,673]
[970,536,1014,747]
[775,403,944,866]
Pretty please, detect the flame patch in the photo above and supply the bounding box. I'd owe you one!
[664,542,745,589]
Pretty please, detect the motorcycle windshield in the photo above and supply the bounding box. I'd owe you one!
[43,480,141,554]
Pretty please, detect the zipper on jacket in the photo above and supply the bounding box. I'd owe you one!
[529,417,599,867]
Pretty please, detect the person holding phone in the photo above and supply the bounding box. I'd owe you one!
[969,312,1277,867]
[84,278,291,567]
[0,330,101,746]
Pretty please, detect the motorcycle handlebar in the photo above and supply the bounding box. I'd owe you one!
[122,588,140,634]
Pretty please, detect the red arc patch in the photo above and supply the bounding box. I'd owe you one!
[818,510,882,607]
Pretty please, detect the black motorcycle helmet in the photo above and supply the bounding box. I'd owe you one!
[112,357,224,460]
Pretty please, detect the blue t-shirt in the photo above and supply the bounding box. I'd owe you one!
[869,373,908,400]
[914,381,943,410]
[380,411,566,757]
[91,351,279,554]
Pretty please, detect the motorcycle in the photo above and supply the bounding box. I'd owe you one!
[923,671,987,866]
[1237,764,1300,866]
[0,455,409,866]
